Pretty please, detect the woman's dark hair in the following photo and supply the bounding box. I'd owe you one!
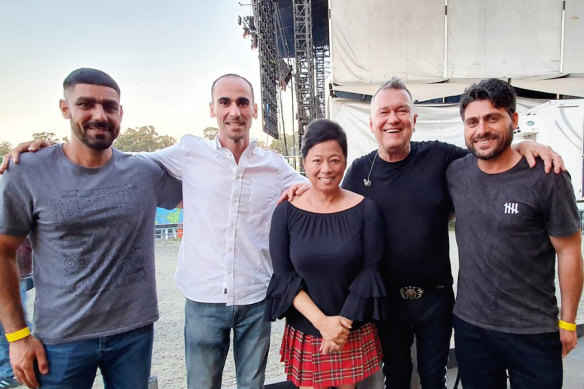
[301,119,348,158]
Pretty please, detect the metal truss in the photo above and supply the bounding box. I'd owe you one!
[293,0,317,146]
[314,44,329,118]
[241,0,330,157]
[251,0,279,139]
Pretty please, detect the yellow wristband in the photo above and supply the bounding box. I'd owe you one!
[5,327,31,342]
[558,320,577,331]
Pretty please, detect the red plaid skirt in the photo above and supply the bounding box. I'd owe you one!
[280,322,383,388]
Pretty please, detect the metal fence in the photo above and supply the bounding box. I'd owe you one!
[154,224,182,240]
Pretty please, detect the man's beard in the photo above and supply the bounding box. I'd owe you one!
[468,126,513,160]
[73,121,118,151]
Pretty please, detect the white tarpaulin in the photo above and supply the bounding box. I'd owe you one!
[329,0,445,83]
[327,0,582,166]
[447,0,563,78]
[329,0,581,83]
[564,0,584,73]
[511,76,584,97]
[332,80,475,102]
[331,97,546,166]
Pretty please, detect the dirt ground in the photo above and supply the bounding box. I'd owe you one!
[22,239,285,389]
[87,239,286,389]
[20,233,584,388]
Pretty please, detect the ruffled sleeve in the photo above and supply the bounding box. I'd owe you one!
[340,267,386,321]
[264,202,305,321]
[265,269,305,321]
[340,199,387,321]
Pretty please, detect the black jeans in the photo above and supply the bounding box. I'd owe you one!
[453,315,562,389]
[378,286,454,389]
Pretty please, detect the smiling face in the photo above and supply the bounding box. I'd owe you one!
[60,83,122,151]
[463,99,517,161]
[369,88,417,162]
[303,139,347,193]
[209,76,258,147]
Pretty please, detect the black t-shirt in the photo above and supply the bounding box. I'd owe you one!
[447,156,580,333]
[342,141,467,288]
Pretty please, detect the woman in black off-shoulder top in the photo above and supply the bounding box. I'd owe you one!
[265,119,387,389]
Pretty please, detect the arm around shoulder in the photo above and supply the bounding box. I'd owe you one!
[155,170,183,210]
[147,139,187,179]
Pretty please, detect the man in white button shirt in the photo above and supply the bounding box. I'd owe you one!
[149,74,306,389]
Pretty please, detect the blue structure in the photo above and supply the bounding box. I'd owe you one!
[155,208,183,226]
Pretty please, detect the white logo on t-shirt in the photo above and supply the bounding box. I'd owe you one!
[504,203,519,214]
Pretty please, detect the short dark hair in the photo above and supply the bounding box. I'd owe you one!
[211,74,255,101]
[372,76,414,106]
[301,119,348,158]
[459,78,516,119]
[63,68,120,96]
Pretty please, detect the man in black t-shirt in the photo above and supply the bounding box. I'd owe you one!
[446,78,583,389]
[342,77,564,389]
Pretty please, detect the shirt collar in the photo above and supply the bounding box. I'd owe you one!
[212,135,258,157]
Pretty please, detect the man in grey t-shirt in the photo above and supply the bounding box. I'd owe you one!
[447,78,583,388]
[0,68,181,389]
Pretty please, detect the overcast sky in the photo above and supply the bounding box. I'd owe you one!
[0,1,273,145]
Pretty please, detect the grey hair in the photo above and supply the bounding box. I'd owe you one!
[371,76,414,111]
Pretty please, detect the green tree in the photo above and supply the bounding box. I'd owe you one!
[269,133,300,156]
[0,141,12,155]
[256,140,267,149]
[114,126,176,152]
[166,208,182,224]
[203,127,218,140]
[32,132,60,142]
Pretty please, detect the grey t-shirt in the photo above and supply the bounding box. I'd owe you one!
[0,145,182,344]
[447,156,580,334]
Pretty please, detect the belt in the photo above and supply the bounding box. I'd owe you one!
[398,284,446,300]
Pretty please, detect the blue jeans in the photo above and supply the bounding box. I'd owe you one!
[454,315,562,389]
[36,324,154,389]
[184,299,270,389]
[0,277,33,378]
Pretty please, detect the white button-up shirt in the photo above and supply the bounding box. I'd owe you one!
[149,135,305,305]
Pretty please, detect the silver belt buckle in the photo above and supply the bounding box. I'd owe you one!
[399,286,424,300]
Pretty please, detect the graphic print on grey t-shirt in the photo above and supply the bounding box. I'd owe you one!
[51,183,151,296]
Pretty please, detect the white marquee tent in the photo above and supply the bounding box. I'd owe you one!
[326,0,584,163]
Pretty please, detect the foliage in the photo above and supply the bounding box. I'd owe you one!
[0,141,12,156]
[203,127,218,140]
[166,209,182,224]
[32,132,61,142]
[256,140,267,149]
[114,126,176,152]
[269,133,300,156]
